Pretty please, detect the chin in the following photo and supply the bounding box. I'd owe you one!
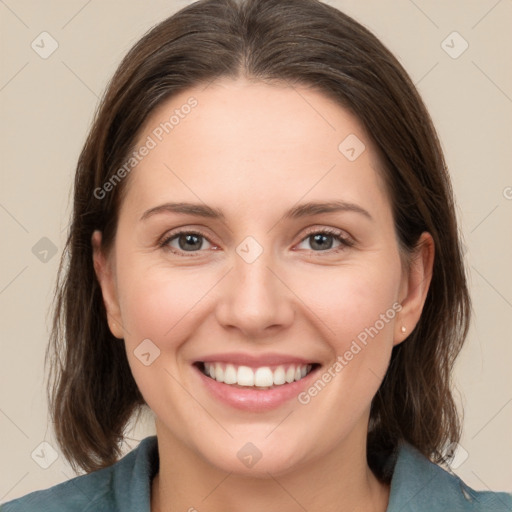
[193,432,313,478]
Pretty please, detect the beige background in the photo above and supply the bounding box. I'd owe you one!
[1,0,511,502]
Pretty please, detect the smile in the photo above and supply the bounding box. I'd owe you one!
[198,362,316,388]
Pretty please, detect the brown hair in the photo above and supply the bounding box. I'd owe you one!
[47,0,470,476]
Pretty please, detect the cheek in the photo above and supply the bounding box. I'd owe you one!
[116,264,211,416]
[118,265,209,348]
[293,259,401,404]
[297,258,401,343]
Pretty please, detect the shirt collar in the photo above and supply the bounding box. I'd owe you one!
[125,436,510,512]
[114,436,159,512]
[385,440,510,511]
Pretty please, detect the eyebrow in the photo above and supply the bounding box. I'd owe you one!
[140,200,373,222]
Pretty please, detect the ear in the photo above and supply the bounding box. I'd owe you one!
[394,232,434,346]
[91,230,124,339]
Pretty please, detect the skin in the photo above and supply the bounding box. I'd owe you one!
[92,77,434,512]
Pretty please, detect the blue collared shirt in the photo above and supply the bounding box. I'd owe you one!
[2,436,511,511]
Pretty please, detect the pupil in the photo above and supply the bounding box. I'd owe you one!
[312,234,332,250]
[179,234,202,251]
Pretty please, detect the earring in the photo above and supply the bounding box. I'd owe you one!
[400,326,406,333]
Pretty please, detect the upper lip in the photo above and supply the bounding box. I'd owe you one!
[195,352,319,368]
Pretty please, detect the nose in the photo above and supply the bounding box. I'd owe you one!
[215,244,295,340]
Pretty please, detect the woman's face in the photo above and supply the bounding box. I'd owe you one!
[93,77,431,476]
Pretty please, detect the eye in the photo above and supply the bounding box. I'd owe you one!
[160,230,214,256]
[296,228,354,254]
[159,227,354,257]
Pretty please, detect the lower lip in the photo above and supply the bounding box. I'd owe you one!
[194,364,320,411]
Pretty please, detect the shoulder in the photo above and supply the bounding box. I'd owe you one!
[0,436,158,512]
[388,440,512,512]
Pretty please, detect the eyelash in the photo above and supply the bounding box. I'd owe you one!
[158,227,354,258]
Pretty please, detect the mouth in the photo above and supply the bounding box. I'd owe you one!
[194,361,321,390]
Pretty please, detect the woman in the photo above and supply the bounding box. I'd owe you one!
[2,0,511,510]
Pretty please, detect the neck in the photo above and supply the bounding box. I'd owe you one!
[150,423,390,512]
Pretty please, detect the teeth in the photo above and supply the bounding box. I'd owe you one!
[285,366,295,383]
[215,365,224,383]
[237,366,254,386]
[202,362,313,388]
[254,367,273,387]
[273,366,286,385]
[224,364,237,385]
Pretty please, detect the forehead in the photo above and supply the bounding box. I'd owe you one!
[137,77,369,161]
[121,77,390,222]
